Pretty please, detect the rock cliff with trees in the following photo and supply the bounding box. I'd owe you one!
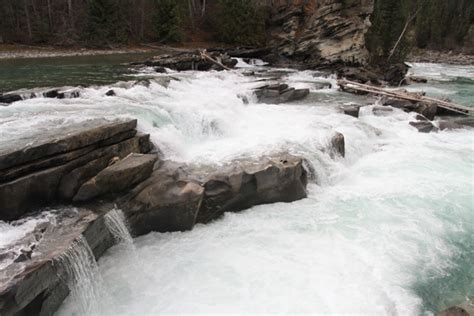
[0,0,472,66]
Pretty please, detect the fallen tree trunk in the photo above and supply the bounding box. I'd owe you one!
[338,79,472,116]
[200,50,232,71]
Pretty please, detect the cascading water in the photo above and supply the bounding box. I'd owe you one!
[55,236,107,316]
[1,58,473,315]
[104,208,133,245]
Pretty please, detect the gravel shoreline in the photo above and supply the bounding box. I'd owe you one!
[0,45,165,60]
[408,49,474,65]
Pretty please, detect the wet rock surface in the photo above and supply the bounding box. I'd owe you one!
[121,153,309,235]
[131,51,238,71]
[268,0,373,67]
[330,133,345,158]
[409,121,439,133]
[0,207,116,316]
[254,84,309,104]
[74,153,158,202]
[0,93,22,104]
[0,119,153,221]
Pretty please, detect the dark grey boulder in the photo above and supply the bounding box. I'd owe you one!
[196,154,308,224]
[0,94,22,104]
[342,105,361,118]
[74,153,158,202]
[122,161,204,236]
[254,84,309,104]
[43,89,65,99]
[413,103,437,121]
[409,121,438,133]
[105,89,116,96]
[330,133,345,158]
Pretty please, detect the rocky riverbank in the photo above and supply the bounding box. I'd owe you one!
[0,44,159,60]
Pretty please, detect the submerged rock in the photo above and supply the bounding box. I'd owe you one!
[409,121,438,133]
[439,117,474,131]
[436,306,470,316]
[0,93,22,104]
[43,89,65,99]
[105,89,116,96]
[330,133,345,158]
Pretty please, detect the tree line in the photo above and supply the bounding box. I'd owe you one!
[367,0,474,62]
[0,0,267,46]
[0,0,472,58]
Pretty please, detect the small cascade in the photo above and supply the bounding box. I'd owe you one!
[104,208,133,245]
[56,236,107,315]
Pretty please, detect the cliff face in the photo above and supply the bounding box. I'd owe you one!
[268,0,374,67]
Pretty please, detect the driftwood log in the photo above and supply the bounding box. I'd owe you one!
[338,79,472,116]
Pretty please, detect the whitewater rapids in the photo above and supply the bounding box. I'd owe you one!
[0,61,472,315]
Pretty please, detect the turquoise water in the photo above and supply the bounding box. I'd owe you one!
[0,58,472,315]
[0,52,158,93]
[407,63,474,107]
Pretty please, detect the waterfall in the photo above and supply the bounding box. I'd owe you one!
[55,209,136,315]
[56,236,107,315]
[104,208,133,245]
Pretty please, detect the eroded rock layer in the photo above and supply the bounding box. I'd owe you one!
[268,0,374,67]
[0,119,154,221]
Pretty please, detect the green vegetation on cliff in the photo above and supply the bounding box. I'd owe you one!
[367,0,473,63]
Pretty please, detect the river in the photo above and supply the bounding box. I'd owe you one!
[0,55,473,315]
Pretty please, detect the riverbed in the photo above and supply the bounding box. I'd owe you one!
[0,56,473,315]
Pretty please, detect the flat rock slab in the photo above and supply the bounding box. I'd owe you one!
[0,119,137,171]
[74,153,158,202]
[254,84,310,104]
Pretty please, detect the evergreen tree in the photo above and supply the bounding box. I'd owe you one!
[85,0,128,45]
[367,0,409,63]
[153,0,183,43]
[214,0,266,46]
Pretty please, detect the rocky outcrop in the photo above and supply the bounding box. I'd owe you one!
[268,0,373,67]
[131,51,238,71]
[0,119,154,221]
[121,154,309,236]
[0,207,119,316]
[254,84,309,104]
